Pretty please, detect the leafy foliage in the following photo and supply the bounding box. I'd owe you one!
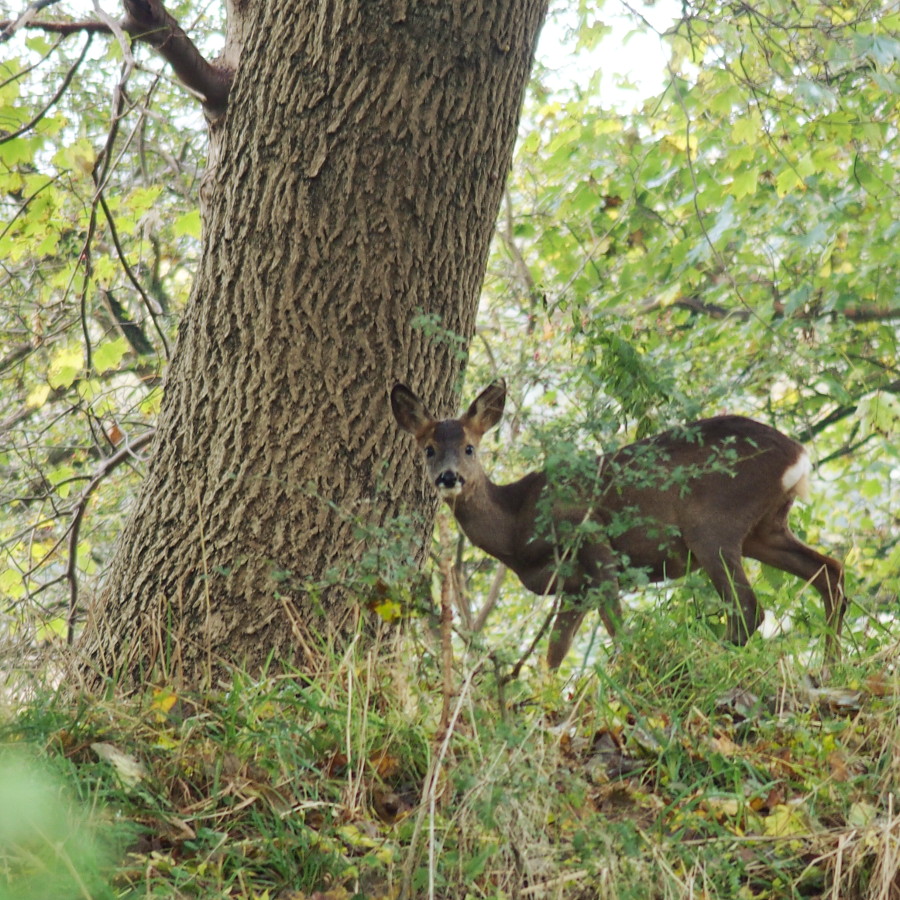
[1,0,898,651]
[0,1,214,643]
[467,0,900,650]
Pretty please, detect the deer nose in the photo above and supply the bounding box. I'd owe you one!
[436,471,463,489]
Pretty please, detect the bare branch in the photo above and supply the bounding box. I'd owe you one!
[471,564,507,634]
[97,186,172,358]
[66,429,156,644]
[794,377,900,442]
[93,0,135,72]
[838,304,900,323]
[1,0,64,41]
[0,342,33,374]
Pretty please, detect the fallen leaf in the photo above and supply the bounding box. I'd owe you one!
[864,672,891,697]
[709,733,741,757]
[828,750,850,782]
[703,795,740,819]
[370,750,401,778]
[91,742,147,787]
[715,687,760,719]
[848,801,878,827]
[763,803,807,837]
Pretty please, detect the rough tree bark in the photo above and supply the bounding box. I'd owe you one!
[79,0,549,686]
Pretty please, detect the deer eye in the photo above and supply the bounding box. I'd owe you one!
[424,446,435,459]
[465,445,475,456]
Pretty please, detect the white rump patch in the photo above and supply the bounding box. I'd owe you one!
[782,450,812,501]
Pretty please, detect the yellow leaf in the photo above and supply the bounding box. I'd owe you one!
[704,795,740,817]
[151,687,179,715]
[764,803,807,837]
[48,345,82,389]
[27,383,51,408]
[338,823,379,849]
[0,568,25,599]
[373,599,403,622]
[154,733,179,751]
[663,132,697,154]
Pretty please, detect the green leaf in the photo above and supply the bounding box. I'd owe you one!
[51,138,96,177]
[730,111,763,144]
[728,168,758,199]
[775,167,804,196]
[0,569,25,600]
[48,464,76,499]
[173,209,201,238]
[93,337,129,374]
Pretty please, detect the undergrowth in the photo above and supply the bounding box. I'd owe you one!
[0,598,898,900]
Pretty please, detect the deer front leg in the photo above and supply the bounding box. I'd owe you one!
[547,606,587,669]
[546,540,621,668]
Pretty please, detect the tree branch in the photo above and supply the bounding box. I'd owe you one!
[0,0,64,41]
[794,377,900,442]
[1,0,232,114]
[121,0,231,113]
[0,17,111,39]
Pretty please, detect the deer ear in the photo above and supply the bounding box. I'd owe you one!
[391,384,434,436]
[464,379,506,435]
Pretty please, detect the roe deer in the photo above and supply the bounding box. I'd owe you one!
[391,379,845,667]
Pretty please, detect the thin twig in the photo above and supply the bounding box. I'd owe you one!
[1,0,64,41]
[66,430,156,644]
[471,563,506,633]
[0,34,91,145]
[506,598,559,683]
[399,666,479,900]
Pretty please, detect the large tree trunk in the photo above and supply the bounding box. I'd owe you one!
[79,1,548,686]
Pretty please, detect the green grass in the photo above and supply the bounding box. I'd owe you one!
[0,593,898,900]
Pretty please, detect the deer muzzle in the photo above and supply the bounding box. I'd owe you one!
[435,470,464,494]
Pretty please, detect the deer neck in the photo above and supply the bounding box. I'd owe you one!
[448,473,540,561]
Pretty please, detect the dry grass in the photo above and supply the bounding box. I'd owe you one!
[0,598,898,899]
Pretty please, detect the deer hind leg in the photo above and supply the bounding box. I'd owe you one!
[687,540,763,644]
[744,526,845,657]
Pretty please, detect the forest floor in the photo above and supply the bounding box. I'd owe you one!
[1,599,898,900]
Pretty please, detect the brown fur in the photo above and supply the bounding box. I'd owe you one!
[392,380,845,667]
